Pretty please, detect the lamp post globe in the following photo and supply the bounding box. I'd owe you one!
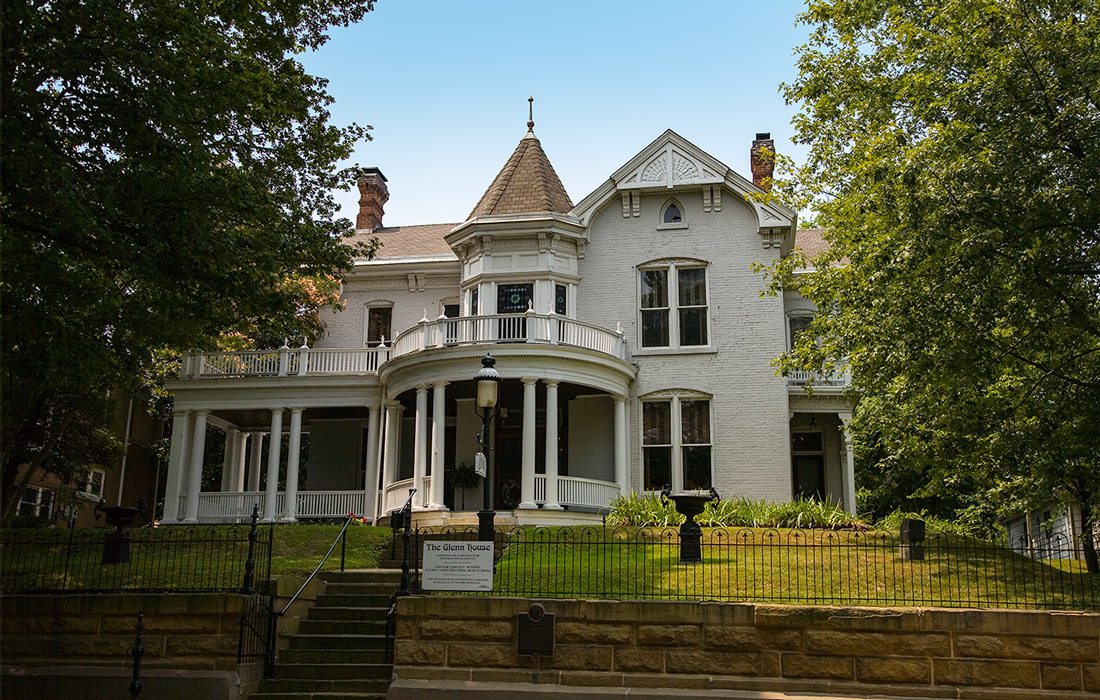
[475,354,501,541]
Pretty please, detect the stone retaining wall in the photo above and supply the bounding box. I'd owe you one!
[393,597,1100,698]
[0,578,319,700]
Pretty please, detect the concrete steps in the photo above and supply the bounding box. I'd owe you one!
[249,569,400,700]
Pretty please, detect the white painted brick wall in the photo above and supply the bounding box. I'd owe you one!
[577,191,792,502]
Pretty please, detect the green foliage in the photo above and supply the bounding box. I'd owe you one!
[874,510,985,539]
[764,0,1100,571]
[609,493,866,529]
[1,0,379,523]
[698,497,865,529]
[606,493,684,527]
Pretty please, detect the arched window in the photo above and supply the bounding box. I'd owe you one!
[364,301,394,347]
[663,201,682,224]
[641,390,713,491]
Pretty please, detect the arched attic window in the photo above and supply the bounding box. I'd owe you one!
[663,201,682,224]
[658,199,687,229]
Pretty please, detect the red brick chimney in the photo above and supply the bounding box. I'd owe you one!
[356,168,389,231]
[750,133,775,191]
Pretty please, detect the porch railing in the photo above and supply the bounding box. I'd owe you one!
[391,312,630,361]
[787,369,850,387]
[177,491,368,520]
[534,475,621,509]
[180,346,390,379]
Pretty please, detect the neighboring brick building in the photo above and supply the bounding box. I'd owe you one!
[162,119,853,525]
[12,387,162,529]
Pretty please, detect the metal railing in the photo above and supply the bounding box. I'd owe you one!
[1,513,272,594]
[262,513,356,678]
[395,525,1098,611]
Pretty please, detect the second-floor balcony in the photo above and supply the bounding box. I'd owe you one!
[786,368,851,389]
[178,312,629,380]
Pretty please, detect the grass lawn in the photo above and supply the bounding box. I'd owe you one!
[0,523,392,592]
[5,523,1097,611]
[489,526,1100,611]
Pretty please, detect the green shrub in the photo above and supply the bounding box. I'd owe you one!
[606,492,684,527]
[874,509,980,538]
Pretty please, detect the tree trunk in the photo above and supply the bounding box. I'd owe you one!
[1080,499,1099,574]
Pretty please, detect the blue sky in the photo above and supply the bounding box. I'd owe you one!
[302,0,812,227]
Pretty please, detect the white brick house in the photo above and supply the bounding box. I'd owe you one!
[161,122,854,525]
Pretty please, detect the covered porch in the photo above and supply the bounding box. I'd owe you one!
[161,312,636,525]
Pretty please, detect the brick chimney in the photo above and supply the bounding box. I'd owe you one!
[356,168,389,231]
[750,133,775,191]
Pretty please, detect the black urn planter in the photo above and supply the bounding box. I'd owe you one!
[96,500,147,565]
[662,488,719,563]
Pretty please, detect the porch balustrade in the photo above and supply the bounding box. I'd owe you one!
[391,313,629,361]
[177,490,367,521]
[178,314,627,380]
[379,475,620,516]
[533,475,622,509]
[179,347,390,379]
[786,369,850,387]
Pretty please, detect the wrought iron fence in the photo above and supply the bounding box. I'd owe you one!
[0,522,272,594]
[396,525,1098,611]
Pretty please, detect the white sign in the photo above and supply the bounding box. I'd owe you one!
[474,452,487,478]
[421,541,494,591]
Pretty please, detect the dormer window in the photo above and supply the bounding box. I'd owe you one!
[658,199,687,230]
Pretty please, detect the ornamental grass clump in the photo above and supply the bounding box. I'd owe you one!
[606,493,684,527]
[697,496,865,529]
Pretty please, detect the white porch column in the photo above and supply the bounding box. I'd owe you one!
[263,409,284,522]
[283,408,304,522]
[382,400,401,489]
[247,432,264,492]
[614,395,629,495]
[232,431,248,492]
[838,412,857,515]
[220,428,237,492]
[364,404,382,519]
[428,381,449,510]
[413,385,429,508]
[519,377,538,509]
[162,410,192,524]
[183,410,209,523]
[543,381,562,509]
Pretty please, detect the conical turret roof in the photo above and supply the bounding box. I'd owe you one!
[468,129,573,219]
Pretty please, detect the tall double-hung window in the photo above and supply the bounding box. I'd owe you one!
[642,394,712,491]
[639,262,709,349]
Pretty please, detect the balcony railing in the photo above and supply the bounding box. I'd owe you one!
[786,369,851,387]
[391,312,629,361]
[178,313,628,380]
[179,346,390,379]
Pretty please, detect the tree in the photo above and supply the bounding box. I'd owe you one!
[768,0,1100,570]
[1,0,378,523]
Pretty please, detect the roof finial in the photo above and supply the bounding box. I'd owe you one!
[527,96,534,132]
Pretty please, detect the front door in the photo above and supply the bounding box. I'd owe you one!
[791,430,825,501]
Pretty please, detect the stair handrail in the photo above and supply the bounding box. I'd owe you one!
[277,513,356,617]
[385,488,417,664]
[264,513,355,679]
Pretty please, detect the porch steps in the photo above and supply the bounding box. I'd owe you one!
[249,569,400,700]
